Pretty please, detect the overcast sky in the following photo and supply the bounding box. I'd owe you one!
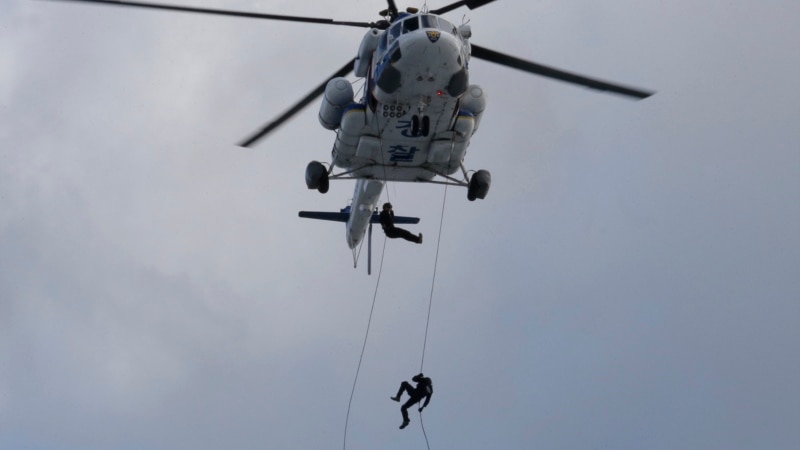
[2,1,799,449]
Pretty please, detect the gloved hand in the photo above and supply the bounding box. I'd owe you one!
[418,407,424,412]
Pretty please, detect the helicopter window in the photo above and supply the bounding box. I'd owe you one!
[378,31,388,52]
[421,15,441,29]
[389,21,402,40]
[436,16,457,34]
[403,17,419,33]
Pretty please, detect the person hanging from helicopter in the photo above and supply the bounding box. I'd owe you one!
[390,373,433,429]
[380,202,422,244]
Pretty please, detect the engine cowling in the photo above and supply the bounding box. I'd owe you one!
[319,77,354,130]
[459,85,487,132]
[355,29,381,77]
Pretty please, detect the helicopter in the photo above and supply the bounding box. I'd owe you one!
[44,0,654,253]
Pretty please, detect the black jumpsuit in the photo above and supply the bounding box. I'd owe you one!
[393,375,433,422]
[380,209,421,243]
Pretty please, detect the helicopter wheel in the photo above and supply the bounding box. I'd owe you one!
[305,161,329,193]
[318,174,330,194]
[467,169,491,201]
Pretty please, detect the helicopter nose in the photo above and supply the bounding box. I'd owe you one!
[373,29,465,98]
[399,30,462,75]
[416,73,437,82]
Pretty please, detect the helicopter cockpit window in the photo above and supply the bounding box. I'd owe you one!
[436,16,458,35]
[389,21,402,40]
[403,17,419,33]
[378,30,388,52]
[421,15,441,30]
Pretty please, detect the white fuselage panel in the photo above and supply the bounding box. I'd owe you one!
[332,14,474,184]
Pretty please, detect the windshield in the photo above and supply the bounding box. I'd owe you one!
[385,15,458,43]
[421,15,457,34]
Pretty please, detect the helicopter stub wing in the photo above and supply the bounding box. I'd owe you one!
[299,211,420,225]
[371,214,420,225]
[298,211,351,223]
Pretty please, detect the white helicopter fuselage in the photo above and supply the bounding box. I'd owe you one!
[44,0,652,266]
[316,12,489,248]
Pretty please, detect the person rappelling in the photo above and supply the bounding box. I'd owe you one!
[380,202,423,244]
[390,373,433,429]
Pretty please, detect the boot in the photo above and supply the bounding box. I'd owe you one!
[399,419,410,429]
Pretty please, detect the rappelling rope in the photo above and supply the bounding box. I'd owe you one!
[343,236,389,450]
[342,184,445,450]
[420,414,431,450]
[420,184,448,372]
[344,118,446,449]
[417,184,449,450]
[345,118,393,449]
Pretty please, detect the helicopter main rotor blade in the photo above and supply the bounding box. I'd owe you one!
[239,58,356,148]
[430,0,497,15]
[386,0,399,18]
[40,0,374,28]
[470,44,654,99]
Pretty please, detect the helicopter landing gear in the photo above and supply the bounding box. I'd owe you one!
[305,161,329,194]
[467,169,491,201]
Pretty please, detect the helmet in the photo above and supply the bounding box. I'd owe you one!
[383,202,392,209]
